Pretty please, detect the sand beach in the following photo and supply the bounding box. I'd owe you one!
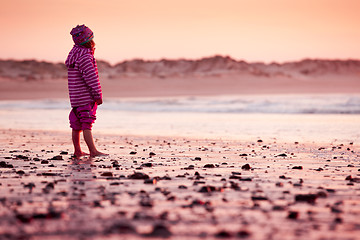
[1,58,360,239]
[0,73,360,240]
[0,128,359,239]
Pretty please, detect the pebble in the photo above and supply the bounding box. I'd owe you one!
[128,172,150,179]
[241,164,251,170]
[106,222,137,234]
[295,194,318,204]
[287,211,299,219]
[198,185,222,193]
[145,224,172,238]
[101,172,113,177]
[238,230,251,238]
[215,230,232,238]
[203,164,215,168]
[0,161,13,168]
[141,162,153,167]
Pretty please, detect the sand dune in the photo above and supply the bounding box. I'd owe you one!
[0,56,359,100]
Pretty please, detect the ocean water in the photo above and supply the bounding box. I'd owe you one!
[1,94,360,143]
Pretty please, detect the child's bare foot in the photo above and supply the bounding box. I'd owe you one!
[73,151,90,158]
[90,151,108,157]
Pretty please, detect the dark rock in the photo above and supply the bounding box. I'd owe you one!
[272,205,286,211]
[199,185,222,193]
[46,210,62,219]
[45,183,54,189]
[193,181,206,185]
[129,151,137,155]
[345,175,352,180]
[167,196,176,201]
[275,182,284,187]
[60,151,68,155]
[149,152,156,156]
[145,224,172,238]
[16,170,25,175]
[295,194,317,204]
[93,200,102,207]
[140,199,153,207]
[239,177,252,181]
[241,164,251,170]
[16,214,32,223]
[331,206,342,213]
[334,217,343,223]
[279,175,290,179]
[287,211,299,219]
[257,139,263,143]
[292,166,303,169]
[215,230,232,238]
[317,191,328,198]
[0,161,13,168]
[42,172,58,176]
[50,155,63,160]
[184,165,195,170]
[239,153,248,157]
[141,162,153,167]
[230,182,240,190]
[190,199,211,207]
[251,196,268,201]
[41,160,49,164]
[24,183,35,191]
[106,222,137,234]
[160,175,172,180]
[350,177,360,183]
[203,164,215,168]
[276,153,287,157]
[144,178,157,184]
[238,230,251,238]
[229,175,242,180]
[101,172,113,177]
[194,157,201,161]
[178,185,188,189]
[128,172,149,179]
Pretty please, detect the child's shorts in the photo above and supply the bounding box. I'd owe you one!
[69,102,97,131]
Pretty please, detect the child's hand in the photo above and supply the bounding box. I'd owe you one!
[95,98,103,105]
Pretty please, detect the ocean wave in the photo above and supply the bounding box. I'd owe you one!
[0,94,359,114]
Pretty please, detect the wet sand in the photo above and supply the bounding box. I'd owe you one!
[0,128,359,239]
[1,74,360,100]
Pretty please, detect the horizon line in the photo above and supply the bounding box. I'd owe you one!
[1,55,360,66]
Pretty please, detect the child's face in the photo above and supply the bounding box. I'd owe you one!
[89,40,95,48]
[90,40,95,49]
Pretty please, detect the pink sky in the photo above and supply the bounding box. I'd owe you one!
[1,0,360,64]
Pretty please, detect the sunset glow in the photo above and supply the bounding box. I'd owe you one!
[1,0,360,64]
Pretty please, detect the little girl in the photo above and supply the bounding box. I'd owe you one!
[65,24,107,158]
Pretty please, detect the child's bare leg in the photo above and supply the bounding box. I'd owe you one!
[72,129,83,157]
[83,129,107,157]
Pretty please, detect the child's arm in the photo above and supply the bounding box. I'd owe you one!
[78,55,103,101]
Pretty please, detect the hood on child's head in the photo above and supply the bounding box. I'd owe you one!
[65,45,93,68]
[66,24,95,68]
